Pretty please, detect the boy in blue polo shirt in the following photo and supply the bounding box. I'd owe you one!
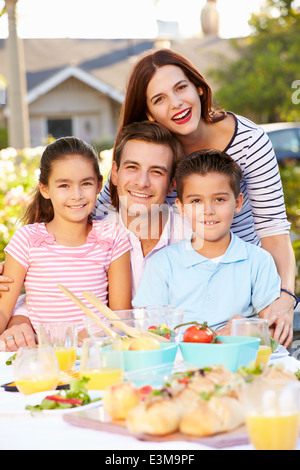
[133,149,281,332]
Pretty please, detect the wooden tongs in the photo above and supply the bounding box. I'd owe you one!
[57,285,169,343]
[82,291,169,343]
[57,284,120,339]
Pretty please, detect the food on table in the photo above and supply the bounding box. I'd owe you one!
[128,337,160,351]
[127,398,182,435]
[179,395,244,437]
[121,337,134,351]
[126,365,244,436]
[175,321,218,343]
[147,324,175,340]
[103,382,141,420]
[139,385,153,401]
[5,353,17,366]
[25,377,101,411]
[237,361,298,383]
[125,362,300,438]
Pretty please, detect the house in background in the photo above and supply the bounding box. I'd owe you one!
[0,1,240,147]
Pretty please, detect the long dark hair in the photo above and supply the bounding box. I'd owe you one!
[21,137,102,225]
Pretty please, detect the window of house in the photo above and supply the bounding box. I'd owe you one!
[47,119,73,139]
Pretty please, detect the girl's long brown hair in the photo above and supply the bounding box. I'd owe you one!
[20,137,102,225]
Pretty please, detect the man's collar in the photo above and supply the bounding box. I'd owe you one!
[119,203,173,241]
[181,232,248,268]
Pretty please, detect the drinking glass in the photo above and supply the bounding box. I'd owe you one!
[37,322,78,372]
[231,318,272,366]
[242,379,300,450]
[79,337,124,390]
[14,346,60,395]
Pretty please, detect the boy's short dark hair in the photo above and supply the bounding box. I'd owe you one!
[175,149,243,201]
[110,121,185,209]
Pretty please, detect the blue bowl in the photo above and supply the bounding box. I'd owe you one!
[125,361,193,388]
[123,342,178,372]
[179,336,260,372]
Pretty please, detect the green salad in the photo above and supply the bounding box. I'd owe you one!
[25,377,102,412]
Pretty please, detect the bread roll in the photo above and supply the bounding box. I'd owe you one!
[126,398,182,435]
[179,396,244,437]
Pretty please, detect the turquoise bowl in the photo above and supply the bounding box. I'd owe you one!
[179,336,260,372]
[123,342,178,372]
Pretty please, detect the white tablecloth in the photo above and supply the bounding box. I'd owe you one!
[1,350,300,451]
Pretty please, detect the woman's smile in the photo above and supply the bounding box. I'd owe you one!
[172,107,192,124]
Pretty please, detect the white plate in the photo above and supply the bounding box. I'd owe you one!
[0,389,103,416]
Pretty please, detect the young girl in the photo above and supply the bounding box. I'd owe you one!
[0,137,132,343]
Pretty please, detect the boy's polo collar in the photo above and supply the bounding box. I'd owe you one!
[181,232,248,268]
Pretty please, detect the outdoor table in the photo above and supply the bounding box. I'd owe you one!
[1,349,300,451]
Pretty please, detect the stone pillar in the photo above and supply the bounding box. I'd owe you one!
[201,0,219,36]
[5,0,30,148]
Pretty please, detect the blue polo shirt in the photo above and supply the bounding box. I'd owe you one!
[132,233,281,330]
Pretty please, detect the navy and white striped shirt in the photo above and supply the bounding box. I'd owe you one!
[93,113,290,245]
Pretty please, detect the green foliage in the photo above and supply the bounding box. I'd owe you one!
[0,147,44,262]
[0,127,8,149]
[209,0,300,123]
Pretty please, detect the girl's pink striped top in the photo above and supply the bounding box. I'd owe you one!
[4,221,131,331]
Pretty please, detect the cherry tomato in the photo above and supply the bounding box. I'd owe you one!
[178,376,190,385]
[139,385,153,401]
[183,323,214,343]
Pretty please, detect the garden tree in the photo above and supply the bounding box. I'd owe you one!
[210,0,300,123]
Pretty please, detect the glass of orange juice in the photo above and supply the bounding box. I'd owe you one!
[79,337,124,390]
[231,318,272,367]
[37,322,78,372]
[242,379,300,450]
[14,346,60,395]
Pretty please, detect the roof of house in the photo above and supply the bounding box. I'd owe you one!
[0,36,242,102]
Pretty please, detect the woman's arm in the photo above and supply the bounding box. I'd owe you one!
[261,234,296,349]
[0,254,26,334]
[0,262,14,297]
[107,250,132,311]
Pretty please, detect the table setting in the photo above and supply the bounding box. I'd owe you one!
[1,288,300,451]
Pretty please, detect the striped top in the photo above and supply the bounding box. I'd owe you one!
[5,221,131,330]
[93,114,290,245]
